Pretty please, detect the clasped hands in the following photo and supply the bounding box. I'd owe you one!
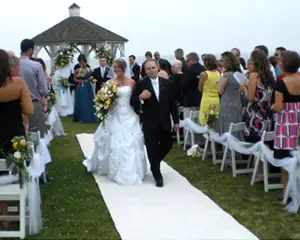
[138,90,180,132]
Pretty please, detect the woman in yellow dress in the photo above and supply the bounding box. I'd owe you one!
[199,54,220,125]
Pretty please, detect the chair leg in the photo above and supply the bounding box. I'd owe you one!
[20,194,26,239]
[183,129,189,150]
[191,132,195,146]
[231,150,237,178]
[251,156,260,185]
[211,141,217,164]
[176,131,180,145]
[220,144,229,171]
[202,138,209,161]
[263,158,269,192]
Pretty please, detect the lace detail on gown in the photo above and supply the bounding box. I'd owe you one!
[83,86,147,185]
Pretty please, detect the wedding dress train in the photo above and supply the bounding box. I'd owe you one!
[83,86,147,185]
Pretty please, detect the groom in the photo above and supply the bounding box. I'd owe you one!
[131,59,180,187]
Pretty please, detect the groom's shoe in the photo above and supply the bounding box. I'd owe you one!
[156,179,164,187]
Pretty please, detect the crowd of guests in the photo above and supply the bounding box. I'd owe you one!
[128,46,300,205]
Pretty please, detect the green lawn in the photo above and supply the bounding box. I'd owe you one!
[29,117,300,239]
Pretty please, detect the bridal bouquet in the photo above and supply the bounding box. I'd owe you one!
[94,80,118,126]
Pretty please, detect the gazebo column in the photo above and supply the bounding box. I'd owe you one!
[48,45,58,73]
[110,43,119,59]
[33,45,43,57]
[117,43,125,57]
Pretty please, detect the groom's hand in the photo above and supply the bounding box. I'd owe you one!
[174,124,180,132]
[139,90,151,100]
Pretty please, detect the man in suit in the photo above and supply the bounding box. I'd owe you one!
[131,59,179,187]
[129,54,141,82]
[141,51,153,78]
[182,52,205,146]
[92,55,110,93]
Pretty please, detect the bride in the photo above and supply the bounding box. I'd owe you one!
[83,57,147,185]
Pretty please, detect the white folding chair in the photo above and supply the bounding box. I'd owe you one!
[183,110,199,150]
[250,131,283,192]
[27,131,47,183]
[202,133,225,164]
[220,122,254,177]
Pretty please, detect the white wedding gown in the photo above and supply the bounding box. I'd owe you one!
[83,86,147,185]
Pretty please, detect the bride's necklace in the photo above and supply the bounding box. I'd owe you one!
[116,78,126,86]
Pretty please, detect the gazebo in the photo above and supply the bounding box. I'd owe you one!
[32,3,128,69]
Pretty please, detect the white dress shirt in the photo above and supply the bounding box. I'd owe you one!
[150,77,159,100]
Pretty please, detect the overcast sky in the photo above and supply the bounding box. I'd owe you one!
[1,0,298,59]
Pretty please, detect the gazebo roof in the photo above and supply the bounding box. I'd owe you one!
[32,3,128,45]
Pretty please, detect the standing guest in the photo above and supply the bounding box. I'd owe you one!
[218,51,243,139]
[272,51,300,203]
[174,48,188,73]
[73,54,96,123]
[182,52,205,146]
[231,47,247,70]
[141,51,153,78]
[170,60,184,106]
[154,51,171,74]
[274,47,286,77]
[92,55,110,94]
[19,39,48,137]
[199,54,220,126]
[129,55,141,82]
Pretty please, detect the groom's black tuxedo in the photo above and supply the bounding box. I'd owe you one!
[131,76,179,184]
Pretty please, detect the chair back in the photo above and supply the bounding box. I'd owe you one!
[229,122,246,134]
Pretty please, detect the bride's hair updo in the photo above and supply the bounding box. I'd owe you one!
[114,58,126,72]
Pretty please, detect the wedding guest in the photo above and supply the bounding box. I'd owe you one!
[92,55,110,94]
[0,49,33,155]
[182,52,205,146]
[241,50,274,143]
[272,51,300,202]
[170,60,184,106]
[231,47,247,70]
[129,55,141,82]
[158,60,170,79]
[154,51,171,74]
[68,54,91,93]
[254,45,276,79]
[174,48,188,73]
[19,39,47,137]
[274,47,286,77]
[141,51,152,78]
[218,51,243,139]
[73,54,96,123]
[199,54,220,126]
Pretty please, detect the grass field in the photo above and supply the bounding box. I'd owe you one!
[29,117,300,239]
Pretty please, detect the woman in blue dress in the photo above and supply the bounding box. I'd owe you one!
[73,54,96,123]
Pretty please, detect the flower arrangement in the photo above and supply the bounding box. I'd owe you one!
[47,92,56,111]
[5,136,29,176]
[94,44,114,66]
[205,104,219,129]
[58,78,70,89]
[94,80,118,126]
[54,43,77,69]
[45,120,51,134]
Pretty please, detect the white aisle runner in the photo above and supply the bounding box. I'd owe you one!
[76,133,258,240]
